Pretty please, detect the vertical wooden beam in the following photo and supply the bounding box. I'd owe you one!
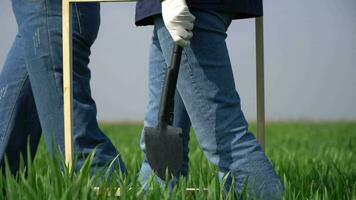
[255,17,265,150]
[62,0,74,169]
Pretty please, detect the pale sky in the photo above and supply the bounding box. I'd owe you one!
[1,0,356,122]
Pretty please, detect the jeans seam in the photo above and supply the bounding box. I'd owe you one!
[180,49,220,161]
[74,3,83,34]
[181,49,212,123]
[0,74,29,160]
[45,0,62,104]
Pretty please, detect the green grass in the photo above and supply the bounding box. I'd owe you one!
[0,122,355,199]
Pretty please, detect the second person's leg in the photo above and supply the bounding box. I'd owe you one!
[154,10,283,199]
[139,26,192,188]
[11,0,127,174]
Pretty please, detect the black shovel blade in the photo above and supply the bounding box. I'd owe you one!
[144,126,183,180]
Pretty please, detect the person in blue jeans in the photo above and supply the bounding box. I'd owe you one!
[0,1,126,176]
[135,0,284,199]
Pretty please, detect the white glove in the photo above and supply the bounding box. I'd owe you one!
[161,0,195,47]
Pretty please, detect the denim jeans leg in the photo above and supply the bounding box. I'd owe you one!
[10,0,127,174]
[139,29,166,188]
[173,91,191,178]
[139,27,192,188]
[153,10,283,199]
[0,34,42,175]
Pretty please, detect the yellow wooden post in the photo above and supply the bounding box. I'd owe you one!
[255,17,265,150]
[62,0,74,169]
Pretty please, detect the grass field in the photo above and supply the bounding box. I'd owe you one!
[0,122,355,199]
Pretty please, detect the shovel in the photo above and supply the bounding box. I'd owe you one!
[144,44,184,180]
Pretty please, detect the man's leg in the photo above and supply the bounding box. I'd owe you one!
[11,0,126,174]
[154,10,283,199]
[0,34,42,175]
[139,26,191,187]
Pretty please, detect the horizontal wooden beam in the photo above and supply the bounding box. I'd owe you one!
[92,187,209,196]
[69,0,136,2]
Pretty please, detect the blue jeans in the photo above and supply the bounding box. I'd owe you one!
[0,0,127,175]
[139,11,283,199]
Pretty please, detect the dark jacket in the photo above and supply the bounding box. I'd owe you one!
[135,0,263,26]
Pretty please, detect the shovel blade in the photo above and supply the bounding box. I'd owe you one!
[144,126,183,180]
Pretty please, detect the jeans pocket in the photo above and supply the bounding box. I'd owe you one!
[192,10,233,32]
[210,11,233,28]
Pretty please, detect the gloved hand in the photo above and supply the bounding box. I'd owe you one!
[161,0,195,47]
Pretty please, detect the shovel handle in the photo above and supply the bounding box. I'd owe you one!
[158,44,183,126]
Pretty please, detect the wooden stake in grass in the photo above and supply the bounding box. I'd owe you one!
[256,17,265,150]
[62,0,74,170]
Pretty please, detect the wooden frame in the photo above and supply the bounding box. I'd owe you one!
[62,0,265,174]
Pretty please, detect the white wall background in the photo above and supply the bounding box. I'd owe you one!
[1,1,355,122]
